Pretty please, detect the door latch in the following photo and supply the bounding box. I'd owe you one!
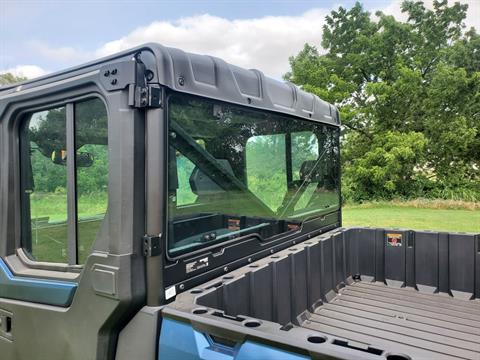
[0,309,13,341]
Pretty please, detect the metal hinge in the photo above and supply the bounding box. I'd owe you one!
[100,52,163,109]
[143,235,162,257]
[128,83,163,108]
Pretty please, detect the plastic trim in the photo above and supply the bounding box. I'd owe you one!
[0,258,77,307]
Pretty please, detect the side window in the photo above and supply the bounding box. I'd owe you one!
[75,99,108,264]
[246,134,287,212]
[291,131,319,180]
[291,131,320,210]
[21,107,68,262]
[20,98,108,265]
[176,152,198,206]
[174,139,206,206]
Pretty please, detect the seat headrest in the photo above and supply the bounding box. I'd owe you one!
[189,159,234,195]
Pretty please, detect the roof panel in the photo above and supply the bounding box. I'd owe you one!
[0,43,339,126]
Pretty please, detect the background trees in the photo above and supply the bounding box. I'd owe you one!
[2,1,479,204]
[286,0,480,202]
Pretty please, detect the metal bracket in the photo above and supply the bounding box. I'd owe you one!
[99,53,163,109]
[128,84,163,108]
[143,235,163,257]
[100,59,145,92]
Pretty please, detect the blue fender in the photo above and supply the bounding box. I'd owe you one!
[159,318,309,360]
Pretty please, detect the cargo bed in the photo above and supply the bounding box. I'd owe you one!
[164,227,480,359]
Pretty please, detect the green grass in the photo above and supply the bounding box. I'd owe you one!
[30,219,101,263]
[343,203,480,233]
[29,192,107,263]
[28,192,480,264]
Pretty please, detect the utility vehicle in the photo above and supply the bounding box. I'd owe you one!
[0,44,479,360]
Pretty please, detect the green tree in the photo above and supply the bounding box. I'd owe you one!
[0,72,26,86]
[286,0,480,201]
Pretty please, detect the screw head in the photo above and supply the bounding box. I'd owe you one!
[104,70,110,77]
[146,70,154,81]
[223,266,228,272]
[111,68,117,75]
[111,79,117,85]
[178,76,185,86]
[248,258,252,263]
[179,284,185,290]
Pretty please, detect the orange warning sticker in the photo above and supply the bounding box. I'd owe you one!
[387,233,402,247]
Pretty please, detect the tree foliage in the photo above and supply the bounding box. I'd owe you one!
[0,73,26,86]
[285,0,480,202]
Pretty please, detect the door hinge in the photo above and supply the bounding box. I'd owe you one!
[143,235,163,257]
[100,52,163,108]
[128,83,163,109]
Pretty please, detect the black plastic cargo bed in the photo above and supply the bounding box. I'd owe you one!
[164,227,480,359]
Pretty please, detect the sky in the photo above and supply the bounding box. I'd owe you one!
[1,0,479,80]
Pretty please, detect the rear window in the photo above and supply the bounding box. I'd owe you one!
[167,94,340,257]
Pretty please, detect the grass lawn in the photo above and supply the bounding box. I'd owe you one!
[28,194,479,264]
[343,203,480,233]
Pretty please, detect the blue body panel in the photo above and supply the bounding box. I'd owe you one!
[159,318,309,360]
[0,258,77,307]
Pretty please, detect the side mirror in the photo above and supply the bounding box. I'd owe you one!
[77,152,94,167]
[51,151,94,167]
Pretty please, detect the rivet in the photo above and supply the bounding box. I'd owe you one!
[179,284,185,290]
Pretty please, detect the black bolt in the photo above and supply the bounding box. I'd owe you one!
[104,70,110,77]
[178,76,185,86]
[146,70,154,81]
[111,68,117,75]
[111,79,117,85]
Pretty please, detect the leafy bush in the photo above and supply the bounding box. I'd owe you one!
[342,131,426,201]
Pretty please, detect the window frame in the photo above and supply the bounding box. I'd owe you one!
[18,94,109,266]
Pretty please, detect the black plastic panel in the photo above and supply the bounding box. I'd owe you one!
[167,227,480,360]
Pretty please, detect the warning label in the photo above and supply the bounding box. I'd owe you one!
[186,257,209,273]
[387,233,403,247]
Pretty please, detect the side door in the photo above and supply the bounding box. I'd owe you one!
[0,66,146,360]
